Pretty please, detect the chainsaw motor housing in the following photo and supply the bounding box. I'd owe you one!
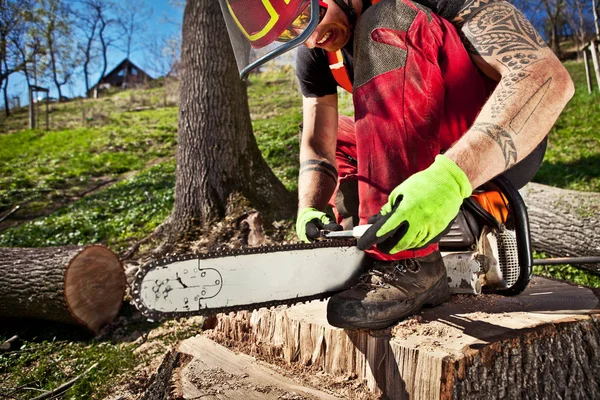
[439,176,533,296]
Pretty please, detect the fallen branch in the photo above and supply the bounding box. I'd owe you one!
[0,335,18,351]
[30,362,98,400]
[0,205,19,224]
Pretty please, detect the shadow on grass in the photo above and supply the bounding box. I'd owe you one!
[534,153,600,191]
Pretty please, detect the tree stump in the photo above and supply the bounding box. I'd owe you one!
[520,182,600,271]
[0,245,126,333]
[205,277,600,399]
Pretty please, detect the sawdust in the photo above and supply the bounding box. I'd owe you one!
[391,315,452,340]
[389,294,507,344]
[183,363,314,399]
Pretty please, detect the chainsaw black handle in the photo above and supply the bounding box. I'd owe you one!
[489,175,533,296]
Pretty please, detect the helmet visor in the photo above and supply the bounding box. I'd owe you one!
[219,0,323,79]
[277,1,327,42]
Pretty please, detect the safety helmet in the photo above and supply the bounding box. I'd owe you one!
[219,0,326,79]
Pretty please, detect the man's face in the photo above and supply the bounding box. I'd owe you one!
[303,0,361,51]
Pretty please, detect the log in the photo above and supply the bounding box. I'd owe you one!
[205,277,600,399]
[0,245,126,333]
[520,182,600,270]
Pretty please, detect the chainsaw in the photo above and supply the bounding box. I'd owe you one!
[132,176,534,320]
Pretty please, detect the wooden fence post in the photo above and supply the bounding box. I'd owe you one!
[584,48,593,94]
[588,41,600,92]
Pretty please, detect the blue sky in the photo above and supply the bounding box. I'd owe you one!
[5,0,183,106]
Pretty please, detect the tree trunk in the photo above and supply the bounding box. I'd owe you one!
[203,277,600,399]
[1,53,9,118]
[98,20,109,86]
[169,0,294,235]
[520,182,600,270]
[2,70,8,118]
[0,245,126,333]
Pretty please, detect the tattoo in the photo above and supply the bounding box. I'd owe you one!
[489,53,543,119]
[454,0,495,26]
[461,3,547,57]
[509,77,552,135]
[472,123,518,169]
[299,160,338,184]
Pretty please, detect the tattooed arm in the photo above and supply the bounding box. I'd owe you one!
[444,0,574,189]
[298,94,339,211]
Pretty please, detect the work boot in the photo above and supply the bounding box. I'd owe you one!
[327,251,450,330]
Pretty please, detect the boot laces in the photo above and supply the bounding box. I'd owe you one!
[354,259,421,290]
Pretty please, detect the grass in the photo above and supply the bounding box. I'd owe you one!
[0,307,204,400]
[247,69,303,192]
[1,336,137,399]
[533,264,600,288]
[533,61,600,191]
[0,61,598,398]
[0,108,178,216]
[0,161,175,251]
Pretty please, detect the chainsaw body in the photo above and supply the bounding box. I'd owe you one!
[441,176,532,296]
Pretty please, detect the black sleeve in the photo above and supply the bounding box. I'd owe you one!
[412,0,465,20]
[295,46,339,98]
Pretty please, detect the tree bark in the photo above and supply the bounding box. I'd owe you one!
[520,182,600,270]
[2,61,9,118]
[168,0,294,236]
[0,245,126,333]
[204,277,600,399]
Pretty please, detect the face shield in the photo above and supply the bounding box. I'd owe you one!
[219,0,326,79]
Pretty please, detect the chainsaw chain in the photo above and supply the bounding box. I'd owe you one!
[131,239,357,321]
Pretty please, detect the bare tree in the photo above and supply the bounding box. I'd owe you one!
[0,0,38,116]
[540,0,567,55]
[80,0,115,92]
[74,0,101,96]
[565,0,594,59]
[1,55,9,115]
[116,0,152,87]
[34,0,79,101]
[145,34,180,79]
[158,0,294,242]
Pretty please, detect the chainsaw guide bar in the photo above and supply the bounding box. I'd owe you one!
[132,240,365,321]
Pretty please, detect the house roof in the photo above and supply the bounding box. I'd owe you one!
[90,58,153,91]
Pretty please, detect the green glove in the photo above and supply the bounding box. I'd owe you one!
[296,207,342,242]
[357,155,472,254]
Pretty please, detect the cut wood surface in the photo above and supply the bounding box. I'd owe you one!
[0,245,126,333]
[206,277,600,399]
[170,335,344,399]
[520,182,600,270]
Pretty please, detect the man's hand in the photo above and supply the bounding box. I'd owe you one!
[296,207,342,242]
[357,155,472,254]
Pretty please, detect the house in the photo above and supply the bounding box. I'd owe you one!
[88,58,153,97]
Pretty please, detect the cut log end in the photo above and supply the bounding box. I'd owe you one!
[65,245,126,333]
